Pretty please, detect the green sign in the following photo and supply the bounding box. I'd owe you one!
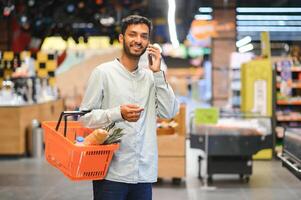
[194,108,219,125]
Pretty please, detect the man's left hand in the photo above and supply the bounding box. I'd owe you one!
[147,44,161,73]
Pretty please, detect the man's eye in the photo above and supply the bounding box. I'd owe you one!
[142,35,149,40]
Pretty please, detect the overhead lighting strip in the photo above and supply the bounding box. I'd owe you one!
[238,43,254,53]
[168,0,179,48]
[198,7,213,13]
[236,36,252,48]
[237,15,301,20]
[194,14,212,20]
[237,20,301,26]
[237,26,301,32]
[237,7,301,13]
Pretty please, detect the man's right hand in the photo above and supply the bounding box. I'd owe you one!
[120,104,144,122]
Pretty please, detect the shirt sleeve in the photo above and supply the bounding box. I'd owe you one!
[79,67,123,129]
[153,71,179,119]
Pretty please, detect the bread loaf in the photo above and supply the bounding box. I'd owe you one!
[83,129,109,145]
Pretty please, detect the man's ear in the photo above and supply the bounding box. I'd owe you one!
[118,34,124,43]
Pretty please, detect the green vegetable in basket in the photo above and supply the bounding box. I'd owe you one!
[104,122,116,132]
[103,123,124,145]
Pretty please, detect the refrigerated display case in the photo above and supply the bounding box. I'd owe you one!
[190,115,273,182]
[279,128,301,180]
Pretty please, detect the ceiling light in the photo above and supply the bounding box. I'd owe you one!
[99,17,115,26]
[236,36,252,48]
[237,7,301,13]
[237,26,301,32]
[168,0,179,48]
[238,44,254,53]
[194,14,212,20]
[237,15,301,21]
[198,7,213,13]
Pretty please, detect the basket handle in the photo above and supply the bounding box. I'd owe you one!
[55,110,91,137]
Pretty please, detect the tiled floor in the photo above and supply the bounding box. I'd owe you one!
[0,143,300,200]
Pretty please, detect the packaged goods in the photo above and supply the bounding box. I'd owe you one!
[75,136,85,146]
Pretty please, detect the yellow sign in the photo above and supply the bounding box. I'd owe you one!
[241,59,272,116]
[261,32,271,58]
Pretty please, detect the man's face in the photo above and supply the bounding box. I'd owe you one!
[120,24,150,58]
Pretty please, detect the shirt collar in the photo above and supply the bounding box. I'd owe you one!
[116,58,141,76]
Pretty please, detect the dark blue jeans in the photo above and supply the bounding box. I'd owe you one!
[93,179,152,200]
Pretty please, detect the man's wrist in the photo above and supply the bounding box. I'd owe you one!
[120,105,125,120]
[152,69,161,73]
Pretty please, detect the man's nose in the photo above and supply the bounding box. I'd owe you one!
[134,36,143,43]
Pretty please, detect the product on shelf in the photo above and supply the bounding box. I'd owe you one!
[275,58,301,153]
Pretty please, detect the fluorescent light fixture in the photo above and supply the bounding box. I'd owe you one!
[194,14,212,20]
[236,36,252,48]
[237,20,301,26]
[168,0,179,48]
[237,7,301,13]
[238,44,254,53]
[237,26,301,32]
[198,7,213,13]
[237,34,301,41]
[237,15,301,20]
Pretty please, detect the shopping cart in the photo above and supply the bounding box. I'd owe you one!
[42,111,119,181]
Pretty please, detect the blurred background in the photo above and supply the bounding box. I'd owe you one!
[1,0,301,200]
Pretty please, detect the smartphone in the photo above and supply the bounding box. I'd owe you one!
[148,43,162,66]
[148,53,153,65]
[147,41,153,66]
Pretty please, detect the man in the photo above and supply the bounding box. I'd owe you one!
[80,15,179,200]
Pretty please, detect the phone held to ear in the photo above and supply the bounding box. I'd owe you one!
[148,54,153,65]
[148,43,162,66]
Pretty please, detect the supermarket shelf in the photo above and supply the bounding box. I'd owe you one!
[275,59,301,156]
[277,100,301,105]
[277,115,301,121]
[276,82,301,88]
[277,66,301,72]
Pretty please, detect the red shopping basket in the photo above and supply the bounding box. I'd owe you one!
[42,111,119,181]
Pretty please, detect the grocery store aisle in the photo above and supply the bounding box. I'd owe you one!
[0,142,300,200]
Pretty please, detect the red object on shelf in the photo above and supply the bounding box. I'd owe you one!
[277,100,301,105]
[298,73,301,80]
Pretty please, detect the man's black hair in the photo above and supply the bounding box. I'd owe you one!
[121,15,152,35]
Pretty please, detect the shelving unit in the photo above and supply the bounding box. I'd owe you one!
[275,59,301,153]
[229,52,254,110]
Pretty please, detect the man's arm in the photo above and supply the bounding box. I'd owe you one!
[147,44,179,118]
[154,71,179,119]
[79,67,123,129]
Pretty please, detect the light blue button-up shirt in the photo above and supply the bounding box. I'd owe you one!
[79,59,179,183]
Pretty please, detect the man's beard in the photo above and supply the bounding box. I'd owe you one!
[123,40,147,59]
